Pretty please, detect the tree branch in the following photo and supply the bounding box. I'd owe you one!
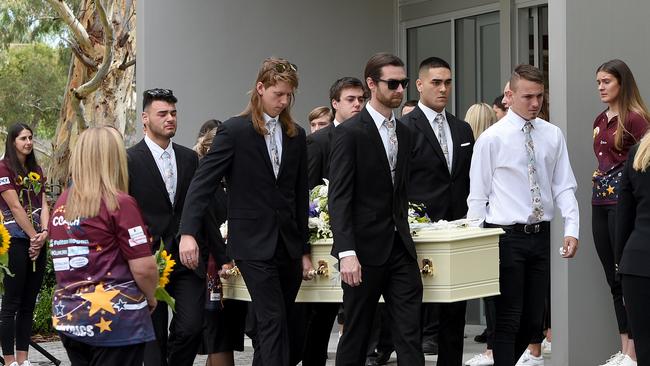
[45,0,93,54]
[64,37,98,69]
[118,58,135,70]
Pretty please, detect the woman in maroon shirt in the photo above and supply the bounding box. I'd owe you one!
[49,127,158,366]
[592,59,650,366]
[0,123,49,366]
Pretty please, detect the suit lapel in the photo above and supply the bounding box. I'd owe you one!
[277,126,291,179]
[447,113,461,178]
[413,107,447,169]
[172,144,186,207]
[251,120,277,179]
[136,140,172,207]
[361,109,392,182]
[394,121,408,191]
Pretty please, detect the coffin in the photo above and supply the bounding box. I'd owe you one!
[221,226,503,303]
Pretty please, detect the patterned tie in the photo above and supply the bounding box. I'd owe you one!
[435,113,451,172]
[523,121,544,221]
[383,119,398,184]
[161,151,175,203]
[267,119,280,177]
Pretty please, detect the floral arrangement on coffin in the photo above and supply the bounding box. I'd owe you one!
[307,179,432,242]
[0,213,12,296]
[154,242,176,311]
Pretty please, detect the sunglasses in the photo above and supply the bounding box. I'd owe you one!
[144,88,174,98]
[376,78,410,90]
[274,62,298,74]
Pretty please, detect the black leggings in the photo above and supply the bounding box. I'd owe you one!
[592,204,628,334]
[622,275,650,365]
[0,238,47,355]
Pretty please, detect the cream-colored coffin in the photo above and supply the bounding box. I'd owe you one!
[221,227,503,303]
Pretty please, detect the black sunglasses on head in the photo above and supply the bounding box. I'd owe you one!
[144,88,174,98]
[376,78,409,90]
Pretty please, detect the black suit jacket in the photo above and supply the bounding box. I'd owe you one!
[616,144,650,277]
[127,139,199,252]
[306,124,334,189]
[329,107,416,266]
[402,106,475,221]
[180,115,310,261]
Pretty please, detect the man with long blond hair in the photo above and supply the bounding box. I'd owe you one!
[49,127,159,366]
[179,57,311,366]
[127,88,201,366]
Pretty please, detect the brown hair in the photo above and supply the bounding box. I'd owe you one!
[597,59,650,150]
[364,53,405,89]
[509,64,544,91]
[194,127,218,159]
[308,106,333,123]
[239,57,299,137]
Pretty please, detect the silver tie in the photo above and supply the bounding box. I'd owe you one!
[161,151,175,203]
[435,113,451,172]
[523,121,544,221]
[267,119,280,178]
[383,119,398,183]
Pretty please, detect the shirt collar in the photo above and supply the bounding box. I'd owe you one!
[418,101,446,123]
[333,119,341,127]
[366,102,396,131]
[507,108,537,129]
[144,134,173,157]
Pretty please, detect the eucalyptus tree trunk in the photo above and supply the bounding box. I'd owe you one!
[48,0,136,187]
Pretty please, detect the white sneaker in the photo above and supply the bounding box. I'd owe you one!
[465,353,494,365]
[541,338,551,354]
[599,352,626,366]
[515,349,544,366]
[8,362,19,366]
[20,361,33,366]
[619,355,638,366]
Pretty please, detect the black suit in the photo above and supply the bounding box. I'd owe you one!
[329,107,424,366]
[403,106,475,366]
[180,115,309,366]
[616,144,650,364]
[306,124,334,189]
[127,139,201,366]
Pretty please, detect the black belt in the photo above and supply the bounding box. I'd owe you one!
[486,221,550,234]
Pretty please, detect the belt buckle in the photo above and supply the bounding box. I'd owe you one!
[523,224,540,234]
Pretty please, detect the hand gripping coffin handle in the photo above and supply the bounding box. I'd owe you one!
[420,258,434,277]
[225,266,241,277]
[307,260,329,278]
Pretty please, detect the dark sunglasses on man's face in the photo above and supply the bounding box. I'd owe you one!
[144,88,174,98]
[377,78,410,90]
[274,62,298,74]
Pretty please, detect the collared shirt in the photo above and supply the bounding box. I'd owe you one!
[339,104,397,260]
[418,101,454,166]
[263,113,283,167]
[466,109,580,238]
[144,134,177,204]
[366,102,398,164]
[333,119,341,127]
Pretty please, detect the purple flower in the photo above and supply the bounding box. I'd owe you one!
[309,201,319,218]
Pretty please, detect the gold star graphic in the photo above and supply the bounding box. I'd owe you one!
[67,314,73,321]
[52,317,59,327]
[607,185,615,195]
[95,317,113,333]
[96,245,102,252]
[80,283,120,316]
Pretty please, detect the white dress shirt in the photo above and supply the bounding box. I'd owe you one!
[333,119,341,127]
[466,109,580,238]
[263,113,283,168]
[144,134,177,204]
[418,101,454,167]
[339,104,397,259]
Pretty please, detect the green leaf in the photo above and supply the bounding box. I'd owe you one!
[155,287,176,312]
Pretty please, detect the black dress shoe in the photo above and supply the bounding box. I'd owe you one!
[422,340,438,355]
[374,350,392,365]
[474,328,488,343]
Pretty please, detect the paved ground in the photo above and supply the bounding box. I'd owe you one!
[22,325,552,365]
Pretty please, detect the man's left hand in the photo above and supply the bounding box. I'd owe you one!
[302,254,314,280]
[562,236,578,258]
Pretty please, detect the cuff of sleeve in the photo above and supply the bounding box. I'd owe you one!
[564,224,579,240]
[339,250,356,259]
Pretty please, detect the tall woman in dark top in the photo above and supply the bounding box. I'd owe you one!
[0,123,49,366]
[49,127,159,366]
[592,59,649,366]
[617,134,650,366]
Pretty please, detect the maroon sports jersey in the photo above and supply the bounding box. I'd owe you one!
[48,191,155,346]
[0,160,45,238]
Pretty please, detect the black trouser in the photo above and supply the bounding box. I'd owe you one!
[530,285,550,344]
[486,224,549,366]
[335,236,424,366]
[484,296,497,350]
[622,275,650,364]
[421,303,439,343]
[238,238,302,366]
[367,304,395,358]
[592,204,628,334]
[0,238,46,355]
[436,301,468,366]
[299,302,340,366]
[60,334,145,366]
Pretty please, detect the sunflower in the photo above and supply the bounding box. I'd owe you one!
[0,224,10,256]
[158,250,176,288]
[28,172,40,182]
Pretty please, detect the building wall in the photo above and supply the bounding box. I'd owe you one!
[137,0,396,146]
[400,0,496,21]
[549,0,650,364]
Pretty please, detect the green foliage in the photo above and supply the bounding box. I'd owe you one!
[0,43,69,139]
[0,0,81,48]
[33,250,56,335]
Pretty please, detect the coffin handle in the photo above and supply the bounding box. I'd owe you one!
[420,259,434,277]
[225,266,241,277]
[307,260,329,278]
